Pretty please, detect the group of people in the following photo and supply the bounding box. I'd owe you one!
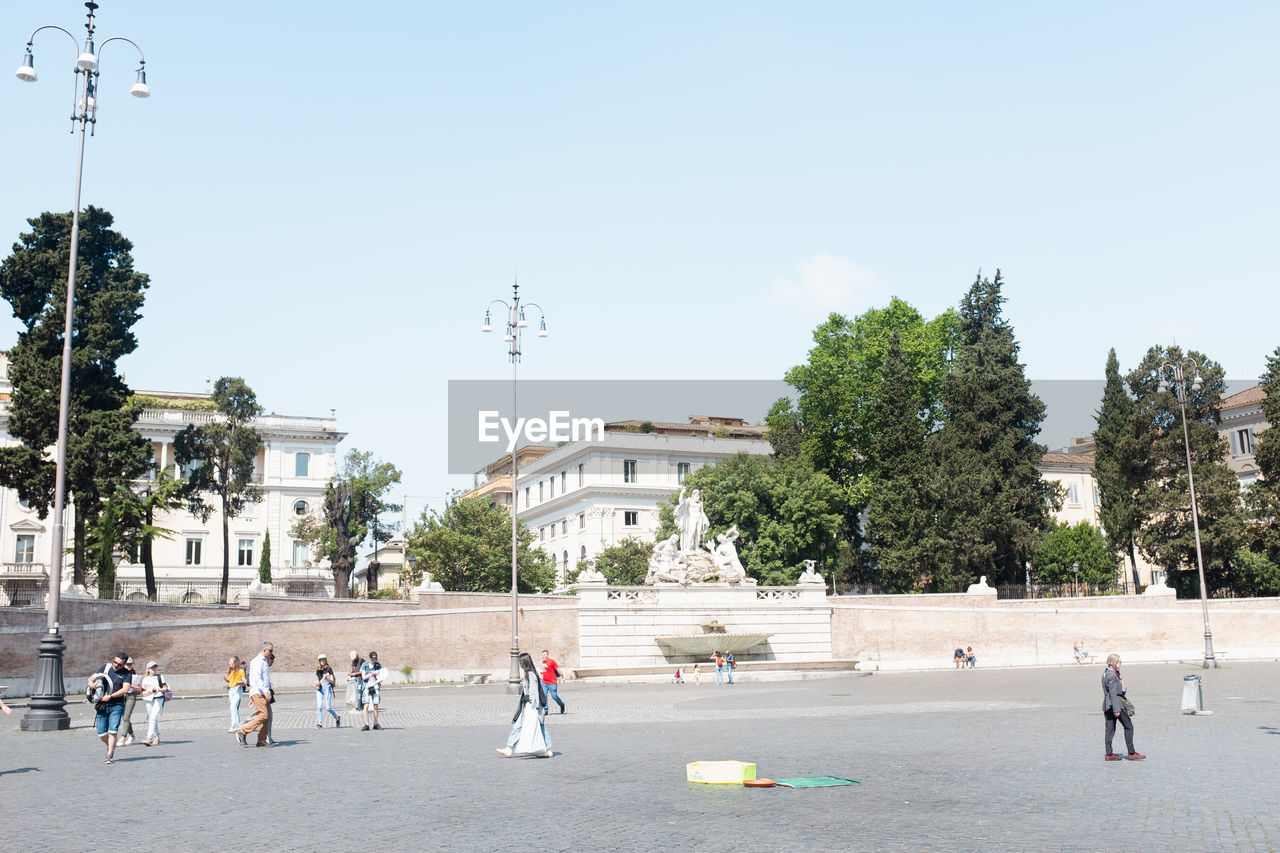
[496,650,565,758]
[87,651,170,763]
[952,645,977,668]
[711,651,735,684]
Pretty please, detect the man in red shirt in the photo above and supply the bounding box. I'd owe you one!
[541,649,566,714]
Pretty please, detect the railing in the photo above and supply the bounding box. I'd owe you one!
[606,589,658,603]
[137,409,337,432]
[1,579,46,607]
[756,589,800,600]
[1,562,48,577]
[996,582,1117,600]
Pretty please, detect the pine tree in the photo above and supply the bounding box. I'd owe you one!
[1126,345,1244,594]
[1092,349,1153,589]
[1246,346,1280,564]
[0,207,153,584]
[928,271,1059,589]
[864,332,937,591]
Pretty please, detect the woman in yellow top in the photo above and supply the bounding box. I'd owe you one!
[225,656,247,731]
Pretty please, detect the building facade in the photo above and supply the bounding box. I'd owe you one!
[0,352,345,604]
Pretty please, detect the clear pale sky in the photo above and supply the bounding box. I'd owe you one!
[2,2,1277,526]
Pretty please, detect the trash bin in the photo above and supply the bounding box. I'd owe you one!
[1181,673,1204,714]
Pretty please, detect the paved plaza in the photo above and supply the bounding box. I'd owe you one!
[4,661,1278,851]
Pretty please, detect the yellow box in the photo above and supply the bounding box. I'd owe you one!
[686,760,757,784]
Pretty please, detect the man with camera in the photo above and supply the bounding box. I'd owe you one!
[236,641,274,748]
[359,650,383,731]
[89,650,134,764]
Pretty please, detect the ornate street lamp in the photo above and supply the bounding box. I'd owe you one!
[13,2,150,731]
[1157,357,1218,669]
[481,280,548,692]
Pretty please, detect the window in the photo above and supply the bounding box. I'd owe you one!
[579,513,585,530]
[181,458,202,479]
[237,538,254,567]
[539,481,544,502]
[1092,484,1101,506]
[17,496,31,510]
[561,471,567,492]
[677,462,690,484]
[185,538,203,566]
[549,478,555,499]
[540,526,546,541]
[562,550,569,570]
[293,499,309,516]
[524,487,530,509]
[580,545,587,563]
[1067,484,1081,505]
[578,463,584,487]
[561,520,567,536]
[624,510,639,527]
[295,452,310,477]
[292,541,309,567]
[1233,429,1254,457]
[623,459,637,483]
[14,534,35,564]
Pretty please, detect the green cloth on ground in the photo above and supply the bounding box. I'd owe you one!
[773,777,860,788]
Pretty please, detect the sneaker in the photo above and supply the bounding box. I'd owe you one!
[228,727,238,733]
[256,742,273,748]
[105,755,114,764]
[361,725,370,731]
[543,749,554,758]
[316,724,323,729]
[560,706,566,714]
[1104,755,1122,761]
[372,724,382,730]
[236,732,247,746]
[123,735,134,746]
[336,716,342,728]
[495,747,513,757]
[1127,753,1146,760]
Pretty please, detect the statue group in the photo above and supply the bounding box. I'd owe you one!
[644,488,756,586]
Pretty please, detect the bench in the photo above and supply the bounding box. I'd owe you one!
[462,673,490,684]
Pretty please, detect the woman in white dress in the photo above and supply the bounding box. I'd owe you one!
[496,653,552,758]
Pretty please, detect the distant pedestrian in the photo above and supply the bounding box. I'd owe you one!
[953,646,965,668]
[965,646,977,668]
[360,651,383,730]
[712,651,725,684]
[673,667,684,684]
[139,661,168,746]
[692,663,702,685]
[225,655,247,731]
[315,653,341,728]
[236,642,274,748]
[89,651,133,764]
[726,652,736,684]
[1102,654,1145,761]
[347,650,365,712]
[496,652,551,758]
[265,649,278,744]
[118,657,140,745]
[541,649,566,713]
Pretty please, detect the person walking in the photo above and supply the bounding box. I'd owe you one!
[236,642,274,748]
[1102,653,1145,761]
[89,651,133,764]
[117,657,140,746]
[264,649,278,745]
[315,653,341,728]
[347,650,365,713]
[496,652,552,758]
[225,656,247,731]
[726,652,736,684]
[139,661,168,746]
[360,650,383,730]
[541,649,566,714]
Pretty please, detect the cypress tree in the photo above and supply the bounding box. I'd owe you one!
[1092,348,1153,589]
[928,271,1059,589]
[1246,346,1280,563]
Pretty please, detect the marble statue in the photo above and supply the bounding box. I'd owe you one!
[576,561,607,585]
[965,575,995,595]
[797,559,825,585]
[673,487,709,554]
[60,574,93,599]
[707,526,747,584]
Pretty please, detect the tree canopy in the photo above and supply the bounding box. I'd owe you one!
[592,538,654,586]
[1092,348,1152,590]
[1247,346,1280,565]
[1032,521,1120,586]
[406,494,553,593]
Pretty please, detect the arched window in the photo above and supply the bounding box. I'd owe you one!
[293,499,309,516]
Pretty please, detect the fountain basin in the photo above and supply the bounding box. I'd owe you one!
[655,633,771,656]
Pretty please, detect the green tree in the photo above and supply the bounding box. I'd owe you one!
[654,453,843,586]
[1032,521,1120,586]
[1092,348,1153,590]
[291,449,402,598]
[1126,345,1245,595]
[928,272,1060,590]
[111,472,185,600]
[174,377,264,604]
[259,530,273,584]
[405,494,553,593]
[0,207,153,584]
[864,331,938,592]
[1247,346,1280,565]
[1231,549,1280,597]
[593,539,654,585]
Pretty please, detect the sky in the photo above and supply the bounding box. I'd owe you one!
[2,2,1277,529]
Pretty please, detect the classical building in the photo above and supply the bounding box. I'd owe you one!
[464,416,772,589]
[1219,385,1267,489]
[0,352,345,604]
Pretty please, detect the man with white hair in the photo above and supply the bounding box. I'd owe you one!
[236,641,274,747]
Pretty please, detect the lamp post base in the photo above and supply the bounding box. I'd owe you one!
[507,646,522,694]
[1202,631,1219,669]
[20,627,71,732]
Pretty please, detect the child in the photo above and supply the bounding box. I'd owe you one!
[692,664,702,685]
[673,667,684,684]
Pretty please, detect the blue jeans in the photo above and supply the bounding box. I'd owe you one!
[544,682,564,712]
[727,665,734,684]
[229,686,244,727]
[316,686,340,724]
[715,665,724,684]
[95,702,124,735]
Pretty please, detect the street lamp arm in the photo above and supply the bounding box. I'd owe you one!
[97,36,147,65]
[24,26,80,51]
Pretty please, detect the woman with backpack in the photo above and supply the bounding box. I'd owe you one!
[315,653,341,728]
[139,661,169,747]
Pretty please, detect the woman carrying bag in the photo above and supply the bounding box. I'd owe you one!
[139,661,169,747]
[496,652,552,758]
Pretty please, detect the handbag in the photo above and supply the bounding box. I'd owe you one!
[1120,695,1136,717]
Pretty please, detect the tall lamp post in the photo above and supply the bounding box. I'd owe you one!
[481,281,548,691]
[1157,357,1218,669]
[13,2,150,731]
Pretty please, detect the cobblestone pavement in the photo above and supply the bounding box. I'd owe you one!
[5,662,1278,852]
